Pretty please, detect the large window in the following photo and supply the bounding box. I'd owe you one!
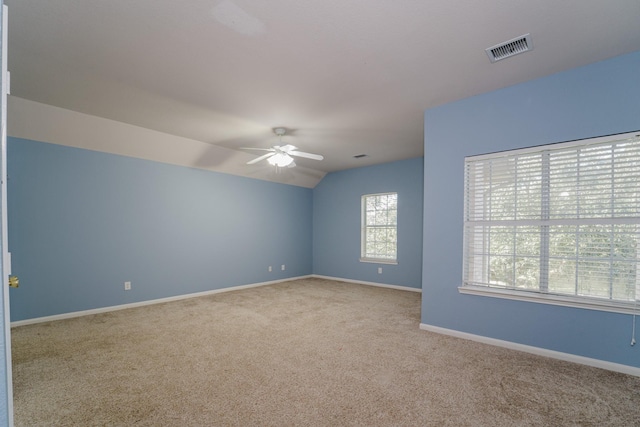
[361,192,398,264]
[462,131,640,313]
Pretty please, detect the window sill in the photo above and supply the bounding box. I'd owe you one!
[360,258,398,265]
[458,285,640,315]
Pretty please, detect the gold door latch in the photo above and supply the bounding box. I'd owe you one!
[8,276,18,288]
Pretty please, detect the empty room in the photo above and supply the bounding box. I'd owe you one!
[0,1,639,425]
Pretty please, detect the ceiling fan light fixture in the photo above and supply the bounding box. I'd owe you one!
[244,127,322,168]
[267,153,294,167]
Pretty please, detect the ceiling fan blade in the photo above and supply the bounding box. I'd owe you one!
[240,147,275,152]
[247,152,275,165]
[289,151,324,161]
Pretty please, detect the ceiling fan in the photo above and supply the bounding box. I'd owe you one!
[243,128,324,168]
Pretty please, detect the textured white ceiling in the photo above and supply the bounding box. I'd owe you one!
[6,1,640,179]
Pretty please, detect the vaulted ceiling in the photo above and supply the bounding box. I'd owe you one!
[6,1,640,183]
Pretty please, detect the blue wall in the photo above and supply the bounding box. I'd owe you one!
[313,158,423,288]
[422,51,640,367]
[8,138,312,321]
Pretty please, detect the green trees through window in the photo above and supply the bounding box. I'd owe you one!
[361,192,398,262]
[463,132,640,308]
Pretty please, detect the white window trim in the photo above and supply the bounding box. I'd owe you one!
[461,130,640,315]
[361,192,398,263]
[467,131,639,161]
[359,257,398,265]
[459,285,640,315]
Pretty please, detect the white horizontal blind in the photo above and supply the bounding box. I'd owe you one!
[463,132,640,307]
[361,192,397,261]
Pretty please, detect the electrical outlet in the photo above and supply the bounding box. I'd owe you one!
[124,281,131,290]
[281,264,285,271]
[378,267,382,274]
[268,266,272,272]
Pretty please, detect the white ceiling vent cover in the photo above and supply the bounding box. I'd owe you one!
[486,34,533,63]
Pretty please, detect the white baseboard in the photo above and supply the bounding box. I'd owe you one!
[420,323,640,377]
[11,275,313,328]
[311,274,422,293]
[10,275,415,327]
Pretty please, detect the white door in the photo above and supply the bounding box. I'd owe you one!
[0,4,13,426]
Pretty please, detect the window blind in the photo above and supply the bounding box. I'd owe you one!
[463,132,640,309]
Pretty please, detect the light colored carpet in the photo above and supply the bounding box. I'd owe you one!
[11,278,640,426]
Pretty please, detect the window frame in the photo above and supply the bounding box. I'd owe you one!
[460,131,640,315]
[360,192,398,265]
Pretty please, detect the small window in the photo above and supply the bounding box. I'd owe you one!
[361,192,398,264]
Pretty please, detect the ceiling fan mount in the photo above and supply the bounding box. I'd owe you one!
[243,128,324,168]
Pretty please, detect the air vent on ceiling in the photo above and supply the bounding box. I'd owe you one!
[486,34,532,63]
